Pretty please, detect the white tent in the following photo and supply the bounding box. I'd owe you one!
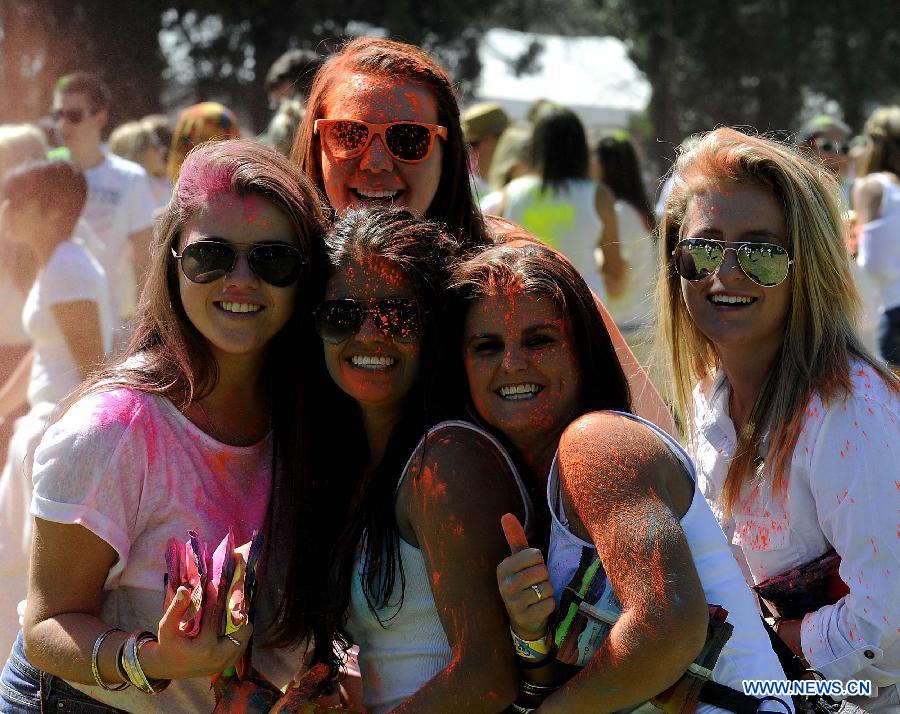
[475,28,651,137]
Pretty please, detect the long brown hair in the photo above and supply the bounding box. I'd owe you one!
[656,128,899,516]
[67,138,326,408]
[291,36,488,251]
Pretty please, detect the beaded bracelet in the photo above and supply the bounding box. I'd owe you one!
[91,628,129,691]
[119,630,171,695]
[510,627,552,660]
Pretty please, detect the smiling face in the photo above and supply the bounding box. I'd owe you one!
[321,255,422,415]
[318,73,442,217]
[177,191,299,364]
[679,182,792,363]
[463,291,582,455]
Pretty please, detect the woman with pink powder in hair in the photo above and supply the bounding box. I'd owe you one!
[0,139,326,713]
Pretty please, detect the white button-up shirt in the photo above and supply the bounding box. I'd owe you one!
[690,361,899,690]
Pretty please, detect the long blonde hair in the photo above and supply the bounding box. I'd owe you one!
[656,128,898,516]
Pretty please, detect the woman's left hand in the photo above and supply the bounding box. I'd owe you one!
[496,513,556,640]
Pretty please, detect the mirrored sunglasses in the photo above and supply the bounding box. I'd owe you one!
[313,298,421,344]
[171,240,305,287]
[314,119,448,163]
[672,238,793,287]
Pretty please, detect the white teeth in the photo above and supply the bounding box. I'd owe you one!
[350,355,396,369]
[355,188,400,199]
[710,294,755,305]
[498,383,543,400]
[219,301,262,313]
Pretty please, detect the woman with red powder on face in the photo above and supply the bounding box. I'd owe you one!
[276,206,527,712]
[658,129,899,712]
[290,35,677,437]
[449,236,790,713]
[0,139,327,713]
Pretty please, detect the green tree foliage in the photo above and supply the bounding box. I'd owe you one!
[598,0,900,167]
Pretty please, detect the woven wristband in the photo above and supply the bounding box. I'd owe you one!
[91,628,129,691]
[510,627,552,660]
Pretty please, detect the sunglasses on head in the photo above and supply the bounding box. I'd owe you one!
[172,240,305,287]
[51,108,95,124]
[314,119,448,164]
[672,237,793,287]
[313,298,421,344]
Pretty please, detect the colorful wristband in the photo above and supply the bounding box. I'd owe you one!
[510,627,552,660]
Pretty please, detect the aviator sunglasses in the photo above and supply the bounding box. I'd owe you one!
[171,240,305,287]
[313,298,421,344]
[314,119,448,163]
[672,237,793,287]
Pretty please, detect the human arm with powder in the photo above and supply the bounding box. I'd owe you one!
[389,426,525,713]
[497,413,708,713]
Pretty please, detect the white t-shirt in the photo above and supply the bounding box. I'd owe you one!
[31,387,296,713]
[504,174,605,300]
[23,240,112,406]
[690,362,900,696]
[82,154,157,320]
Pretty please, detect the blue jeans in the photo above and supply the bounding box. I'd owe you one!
[0,631,127,713]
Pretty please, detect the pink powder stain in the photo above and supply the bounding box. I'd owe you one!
[836,489,849,505]
[870,538,878,554]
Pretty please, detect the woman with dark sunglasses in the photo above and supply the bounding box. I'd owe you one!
[291,35,677,437]
[658,128,900,712]
[278,206,527,712]
[0,139,327,713]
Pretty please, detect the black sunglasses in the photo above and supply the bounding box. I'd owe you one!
[313,298,421,344]
[171,240,305,287]
[672,238,793,287]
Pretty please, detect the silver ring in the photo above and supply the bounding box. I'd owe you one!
[531,583,542,602]
[224,633,242,647]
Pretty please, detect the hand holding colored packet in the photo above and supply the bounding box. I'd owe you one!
[164,529,264,640]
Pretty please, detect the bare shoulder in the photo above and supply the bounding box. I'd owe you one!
[853,174,885,220]
[411,422,516,494]
[558,412,681,498]
[594,181,615,212]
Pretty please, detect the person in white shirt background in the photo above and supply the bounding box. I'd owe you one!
[657,128,899,712]
[51,72,157,342]
[0,159,113,660]
[853,105,900,368]
[0,126,48,473]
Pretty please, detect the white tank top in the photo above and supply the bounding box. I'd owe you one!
[546,411,793,713]
[345,420,533,713]
[504,175,606,300]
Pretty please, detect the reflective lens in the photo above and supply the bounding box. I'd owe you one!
[673,238,792,287]
[313,298,421,344]
[315,119,446,163]
[173,241,304,287]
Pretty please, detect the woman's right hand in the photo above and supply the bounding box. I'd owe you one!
[142,581,253,680]
[496,513,556,641]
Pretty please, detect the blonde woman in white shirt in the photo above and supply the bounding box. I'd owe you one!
[657,128,900,712]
